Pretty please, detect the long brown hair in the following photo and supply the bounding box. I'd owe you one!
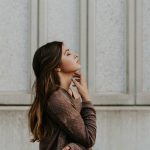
[28,41,63,142]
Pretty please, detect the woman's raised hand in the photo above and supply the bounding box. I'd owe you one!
[71,71,90,102]
[62,145,71,150]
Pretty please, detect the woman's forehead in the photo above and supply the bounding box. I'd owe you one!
[62,44,70,54]
[62,43,68,51]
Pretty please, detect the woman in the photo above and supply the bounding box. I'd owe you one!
[28,41,97,150]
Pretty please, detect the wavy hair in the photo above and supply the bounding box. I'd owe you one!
[28,41,63,142]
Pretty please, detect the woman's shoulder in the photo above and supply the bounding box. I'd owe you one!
[47,88,77,113]
[48,87,72,104]
[48,87,66,100]
[47,87,81,111]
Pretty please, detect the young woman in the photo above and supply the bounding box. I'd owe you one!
[28,41,97,150]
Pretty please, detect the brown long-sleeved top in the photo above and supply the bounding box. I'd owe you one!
[39,86,97,150]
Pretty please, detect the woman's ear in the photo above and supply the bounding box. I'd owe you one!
[55,67,61,72]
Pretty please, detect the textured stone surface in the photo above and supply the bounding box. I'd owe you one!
[95,0,127,92]
[0,0,30,91]
[0,0,150,150]
[93,110,150,150]
[47,0,80,53]
[1,109,150,150]
[143,0,150,91]
[0,110,38,150]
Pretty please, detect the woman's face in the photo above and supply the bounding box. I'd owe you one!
[59,43,81,73]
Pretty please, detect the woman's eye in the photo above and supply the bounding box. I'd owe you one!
[67,53,70,56]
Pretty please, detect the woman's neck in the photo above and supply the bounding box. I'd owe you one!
[58,72,74,91]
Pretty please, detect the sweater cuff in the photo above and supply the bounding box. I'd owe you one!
[82,100,93,106]
[81,100,96,110]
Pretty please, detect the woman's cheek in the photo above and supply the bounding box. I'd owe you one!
[62,60,77,71]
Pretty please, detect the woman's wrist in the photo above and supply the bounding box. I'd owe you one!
[81,95,91,102]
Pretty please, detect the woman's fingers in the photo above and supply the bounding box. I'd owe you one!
[75,78,80,82]
[72,72,87,88]
[73,73,80,77]
[62,146,71,150]
[73,77,80,81]
[72,78,81,88]
[75,72,85,86]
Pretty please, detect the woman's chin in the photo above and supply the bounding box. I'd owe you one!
[77,63,81,68]
[76,66,81,71]
[71,64,81,72]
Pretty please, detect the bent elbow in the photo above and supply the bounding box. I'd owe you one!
[86,128,97,148]
[86,137,96,148]
[82,131,97,148]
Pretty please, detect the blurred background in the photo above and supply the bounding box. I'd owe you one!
[0,0,150,150]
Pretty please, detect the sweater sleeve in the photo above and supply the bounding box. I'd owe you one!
[46,90,97,148]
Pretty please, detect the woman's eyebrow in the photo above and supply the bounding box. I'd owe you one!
[64,49,70,55]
